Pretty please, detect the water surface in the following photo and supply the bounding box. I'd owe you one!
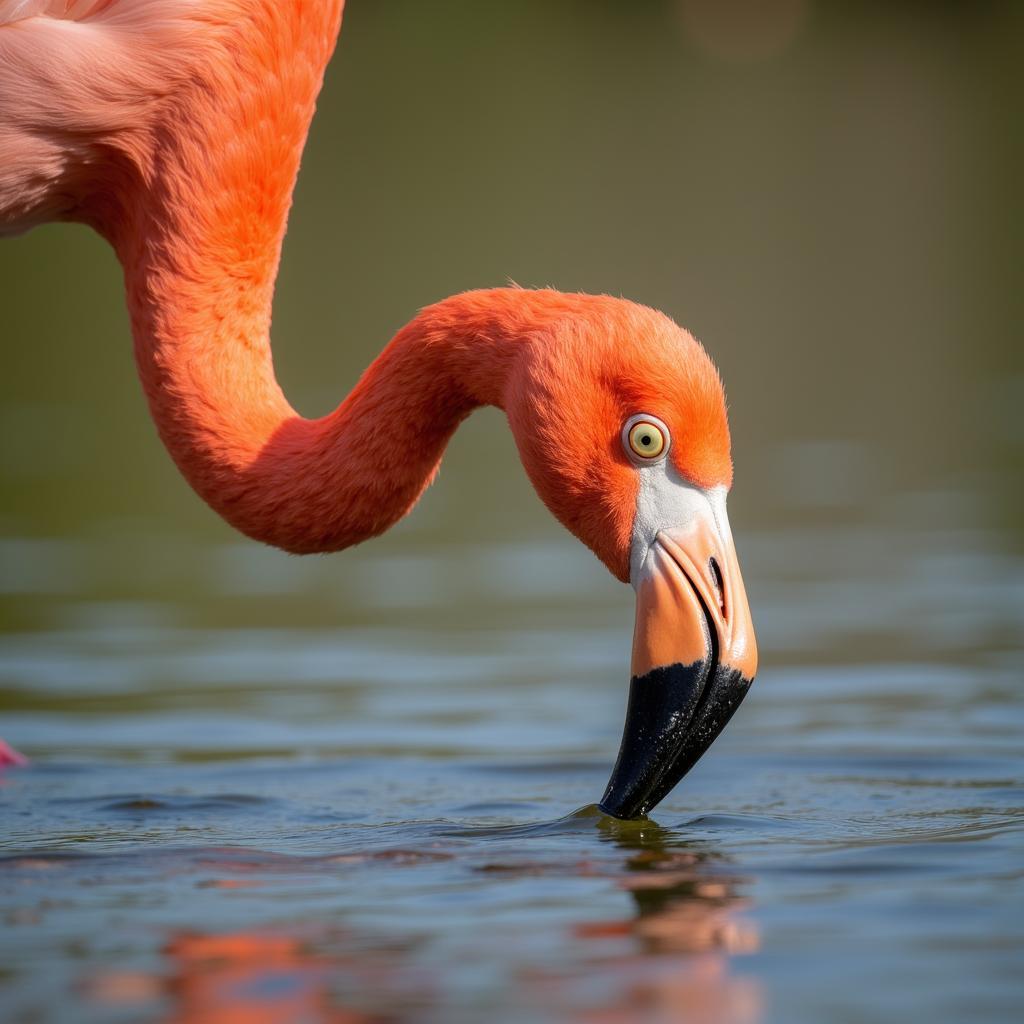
[2,515,1021,1023]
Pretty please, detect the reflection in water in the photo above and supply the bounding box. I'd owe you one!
[571,824,762,1024]
[73,816,761,1024]
[89,931,386,1024]
[587,815,759,956]
[87,920,759,1024]
[452,810,762,1023]
[575,959,761,1024]
[617,851,758,958]
[162,932,387,1024]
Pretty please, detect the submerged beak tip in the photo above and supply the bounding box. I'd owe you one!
[599,660,754,819]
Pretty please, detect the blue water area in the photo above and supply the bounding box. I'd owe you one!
[1,520,1021,1024]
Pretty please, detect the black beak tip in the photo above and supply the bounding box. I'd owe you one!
[598,661,753,820]
[597,794,651,821]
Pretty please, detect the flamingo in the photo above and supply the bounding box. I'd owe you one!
[0,0,757,817]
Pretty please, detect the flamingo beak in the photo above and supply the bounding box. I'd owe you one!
[599,504,758,819]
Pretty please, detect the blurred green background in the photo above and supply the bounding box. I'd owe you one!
[1,0,1020,595]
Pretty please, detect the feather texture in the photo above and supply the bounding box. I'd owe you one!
[0,0,732,584]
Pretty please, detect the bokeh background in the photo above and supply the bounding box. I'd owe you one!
[1,2,1021,1023]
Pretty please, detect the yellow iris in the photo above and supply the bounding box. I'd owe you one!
[627,421,665,459]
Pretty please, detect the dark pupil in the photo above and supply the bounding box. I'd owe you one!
[640,434,652,447]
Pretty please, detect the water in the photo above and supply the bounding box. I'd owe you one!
[1,514,1021,1023]
[1,2,1022,1021]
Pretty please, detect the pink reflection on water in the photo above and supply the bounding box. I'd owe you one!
[88,931,390,1024]
[541,847,763,1023]
[75,837,761,1023]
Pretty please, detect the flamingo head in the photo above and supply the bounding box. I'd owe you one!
[505,298,758,818]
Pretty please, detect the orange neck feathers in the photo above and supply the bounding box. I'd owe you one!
[108,3,630,561]
[35,0,731,581]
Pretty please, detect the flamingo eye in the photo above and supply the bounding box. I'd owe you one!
[623,414,669,463]
[628,423,664,457]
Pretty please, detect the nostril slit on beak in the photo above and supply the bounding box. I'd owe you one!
[709,557,726,616]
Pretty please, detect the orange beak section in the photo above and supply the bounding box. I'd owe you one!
[632,520,757,684]
[599,511,758,819]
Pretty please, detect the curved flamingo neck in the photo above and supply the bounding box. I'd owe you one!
[111,2,586,554]
[130,259,566,554]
